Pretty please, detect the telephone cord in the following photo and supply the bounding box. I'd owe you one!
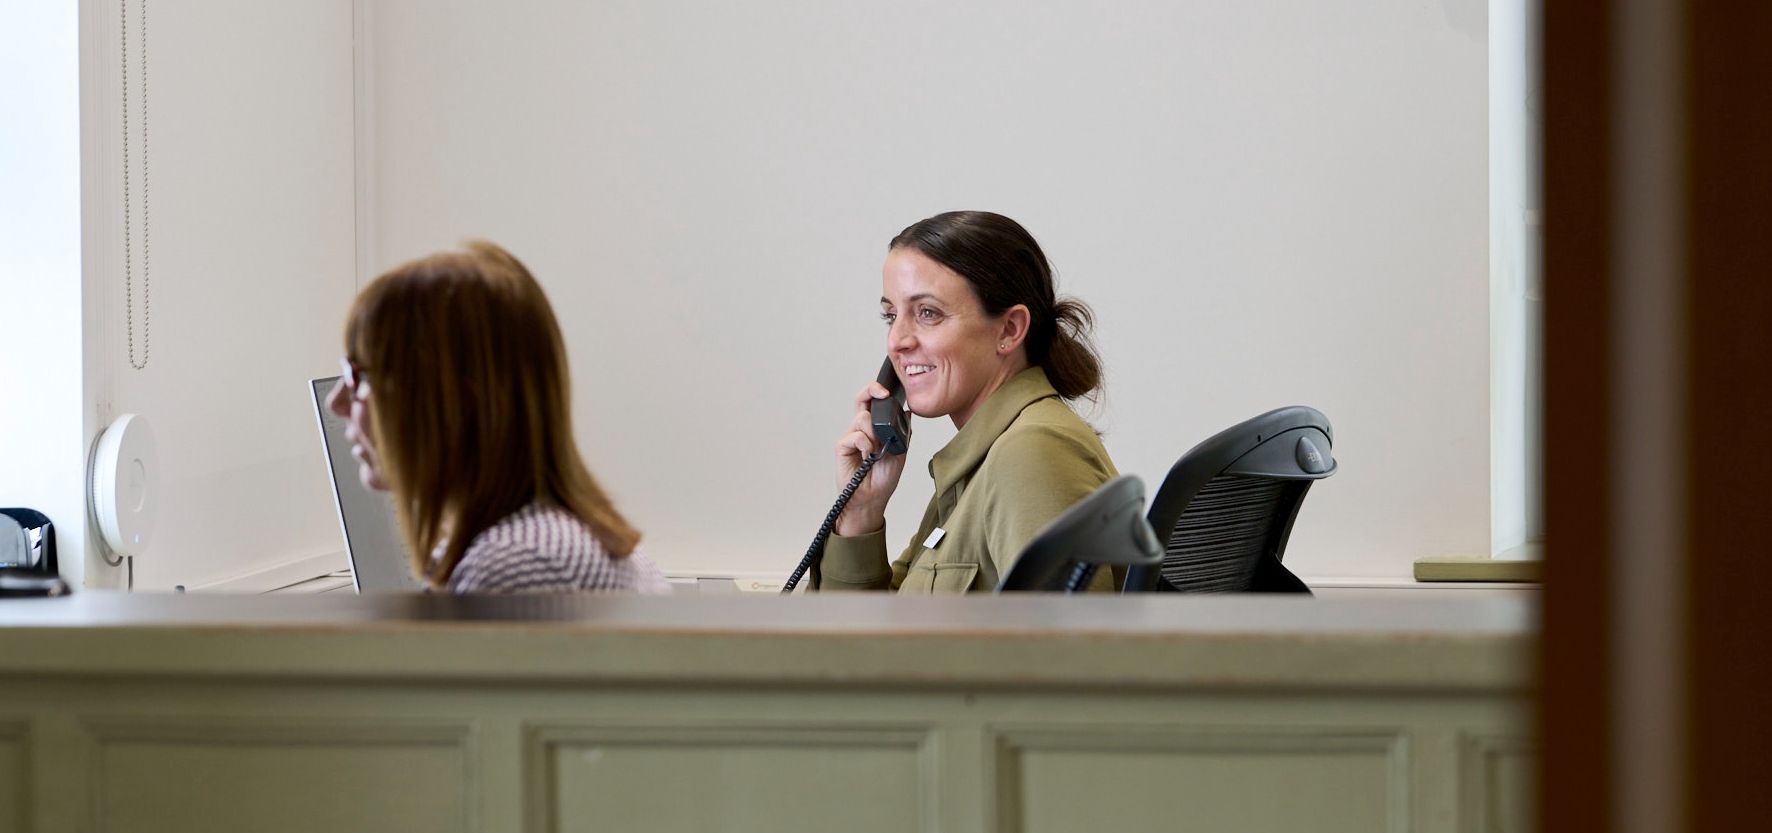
[781,450,882,594]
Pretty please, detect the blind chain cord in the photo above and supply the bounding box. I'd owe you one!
[121,0,150,371]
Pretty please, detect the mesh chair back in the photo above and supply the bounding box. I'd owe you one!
[1124,407,1335,594]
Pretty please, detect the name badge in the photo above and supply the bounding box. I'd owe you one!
[922,527,946,549]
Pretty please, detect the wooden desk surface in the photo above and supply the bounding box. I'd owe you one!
[0,592,1533,692]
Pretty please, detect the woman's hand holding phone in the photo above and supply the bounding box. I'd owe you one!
[833,380,909,536]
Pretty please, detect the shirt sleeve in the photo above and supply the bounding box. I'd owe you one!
[621,551,675,595]
[979,423,1119,591]
[810,527,897,591]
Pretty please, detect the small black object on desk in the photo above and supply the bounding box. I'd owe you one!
[0,569,71,598]
[1,507,71,597]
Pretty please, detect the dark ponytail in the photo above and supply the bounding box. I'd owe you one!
[1042,297,1103,401]
[890,211,1104,403]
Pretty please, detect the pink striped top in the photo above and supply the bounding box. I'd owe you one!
[444,502,670,594]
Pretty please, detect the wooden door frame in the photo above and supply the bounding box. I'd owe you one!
[1541,2,1772,830]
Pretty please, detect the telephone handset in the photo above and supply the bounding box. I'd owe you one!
[870,357,911,457]
[781,358,910,593]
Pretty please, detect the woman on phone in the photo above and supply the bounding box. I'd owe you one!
[813,211,1118,593]
[326,241,669,594]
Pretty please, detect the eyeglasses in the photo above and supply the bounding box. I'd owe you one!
[339,357,370,401]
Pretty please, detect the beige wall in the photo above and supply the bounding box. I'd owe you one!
[79,0,358,590]
[44,1,1494,588]
[363,0,1491,581]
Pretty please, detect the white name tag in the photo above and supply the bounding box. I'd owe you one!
[922,527,946,549]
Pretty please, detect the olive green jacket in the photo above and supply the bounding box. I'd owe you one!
[812,367,1118,593]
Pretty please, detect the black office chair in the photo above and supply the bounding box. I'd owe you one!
[1123,407,1336,594]
[997,475,1164,592]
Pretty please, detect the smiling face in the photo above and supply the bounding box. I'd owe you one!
[881,247,1030,428]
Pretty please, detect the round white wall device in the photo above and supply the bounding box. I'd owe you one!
[92,413,158,558]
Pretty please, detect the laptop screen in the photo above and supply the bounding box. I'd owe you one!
[309,377,421,592]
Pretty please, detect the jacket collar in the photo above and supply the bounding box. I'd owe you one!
[929,366,1061,491]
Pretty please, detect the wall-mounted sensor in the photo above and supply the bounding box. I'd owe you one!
[91,414,158,558]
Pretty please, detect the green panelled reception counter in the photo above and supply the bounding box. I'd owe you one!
[0,592,1533,833]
